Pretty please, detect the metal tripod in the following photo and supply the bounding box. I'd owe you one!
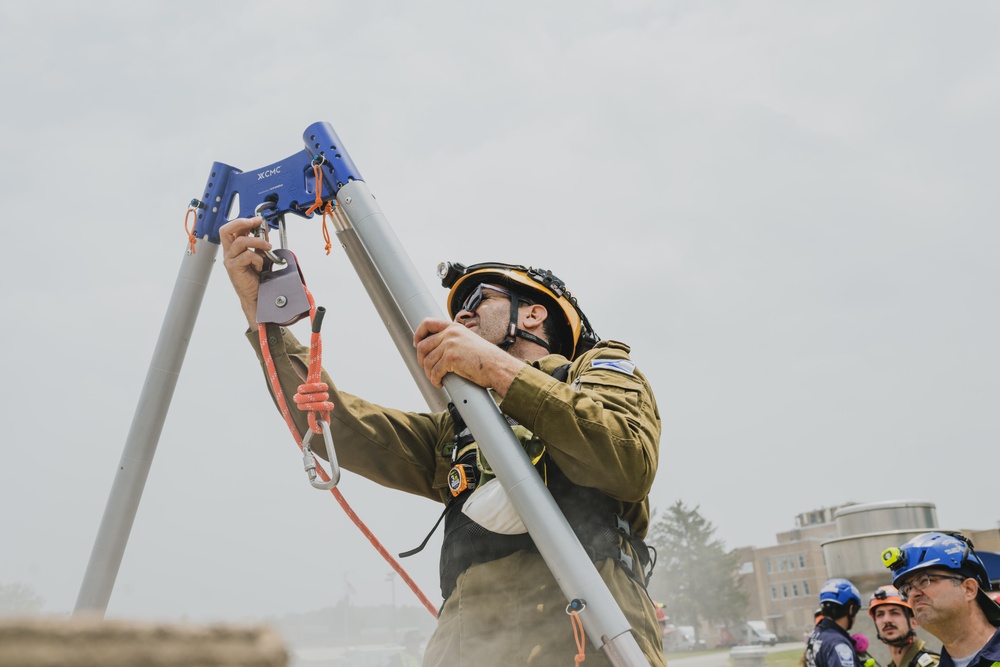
[75,122,650,666]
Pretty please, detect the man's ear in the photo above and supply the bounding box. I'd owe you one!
[961,578,979,602]
[520,303,548,329]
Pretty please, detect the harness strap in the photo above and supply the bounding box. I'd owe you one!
[436,361,654,599]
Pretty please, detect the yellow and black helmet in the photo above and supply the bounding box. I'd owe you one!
[438,261,600,360]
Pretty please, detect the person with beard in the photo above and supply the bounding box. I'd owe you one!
[806,578,863,667]
[868,585,940,667]
[220,218,665,666]
[882,532,1000,667]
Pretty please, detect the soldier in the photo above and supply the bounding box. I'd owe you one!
[221,218,665,666]
[868,585,939,667]
[882,532,1000,667]
[806,578,863,667]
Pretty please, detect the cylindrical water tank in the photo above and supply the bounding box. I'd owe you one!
[835,500,937,536]
[822,500,939,594]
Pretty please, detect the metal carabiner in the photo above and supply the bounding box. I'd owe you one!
[301,419,341,489]
[253,202,287,265]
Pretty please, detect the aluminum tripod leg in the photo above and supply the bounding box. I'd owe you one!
[329,205,449,413]
[335,181,648,666]
[75,239,218,616]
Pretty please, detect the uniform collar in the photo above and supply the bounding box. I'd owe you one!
[940,625,1000,667]
[976,624,1000,661]
[817,616,853,641]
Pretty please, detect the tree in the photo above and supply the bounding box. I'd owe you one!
[647,500,747,635]
[0,583,45,615]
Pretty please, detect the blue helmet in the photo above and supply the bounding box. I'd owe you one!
[819,578,861,608]
[881,532,990,589]
[882,531,1000,625]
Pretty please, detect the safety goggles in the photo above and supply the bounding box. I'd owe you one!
[459,283,512,314]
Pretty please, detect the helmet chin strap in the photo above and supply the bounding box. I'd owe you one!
[499,293,552,353]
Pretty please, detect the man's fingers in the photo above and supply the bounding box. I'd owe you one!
[225,232,271,260]
[224,246,264,274]
[220,217,264,251]
[413,318,454,345]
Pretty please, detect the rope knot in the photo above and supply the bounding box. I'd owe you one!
[294,381,334,432]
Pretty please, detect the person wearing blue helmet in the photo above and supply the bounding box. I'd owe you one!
[882,532,1000,667]
[805,578,863,667]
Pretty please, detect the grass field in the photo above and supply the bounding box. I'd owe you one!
[765,648,805,667]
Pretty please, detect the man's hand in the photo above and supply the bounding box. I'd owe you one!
[413,318,525,395]
[220,217,271,328]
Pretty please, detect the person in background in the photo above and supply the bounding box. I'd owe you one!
[805,578,863,667]
[868,584,939,667]
[882,532,1000,667]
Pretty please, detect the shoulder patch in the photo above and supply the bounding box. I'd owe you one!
[835,643,856,667]
[915,654,937,667]
[591,358,636,376]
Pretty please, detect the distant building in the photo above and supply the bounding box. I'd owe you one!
[734,501,1000,644]
[736,504,850,641]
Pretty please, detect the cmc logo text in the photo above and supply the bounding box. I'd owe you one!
[258,166,282,180]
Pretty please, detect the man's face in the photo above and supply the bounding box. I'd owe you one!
[872,605,910,642]
[456,284,514,345]
[898,569,969,630]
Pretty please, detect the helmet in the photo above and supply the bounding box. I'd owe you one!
[868,585,911,617]
[819,578,861,608]
[438,261,599,359]
[882,531,1000,625]
[882,532,990,590]
[868,585,915,648]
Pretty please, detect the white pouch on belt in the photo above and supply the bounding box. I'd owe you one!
[461,477,527,535]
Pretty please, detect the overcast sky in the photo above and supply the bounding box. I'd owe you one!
[1,1,997,623]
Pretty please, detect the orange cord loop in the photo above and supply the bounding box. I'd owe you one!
[304,160,326,216]
[303,159,335,255]
[568,602,587,665]
[183,206,198,254]
[321,201,334,255]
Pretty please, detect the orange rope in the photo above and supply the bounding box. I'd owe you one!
[258,288,439,620]
[183,206,198,254]
[321,201,334,255]
[304,161,325,216]
[304,161,335,255]
[570,610,587,664]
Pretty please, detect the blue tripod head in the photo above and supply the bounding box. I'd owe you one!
[192,121,363,244]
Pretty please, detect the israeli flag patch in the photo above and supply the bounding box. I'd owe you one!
[591,359,636,376]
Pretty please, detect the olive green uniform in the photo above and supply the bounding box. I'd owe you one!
[888,640,940,667]
[248,324,666,666]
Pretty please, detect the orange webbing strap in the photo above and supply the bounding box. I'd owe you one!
[258,289,439,619]
[570,610,587,664]
[304,161,334,255]
[183,205,198,254]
